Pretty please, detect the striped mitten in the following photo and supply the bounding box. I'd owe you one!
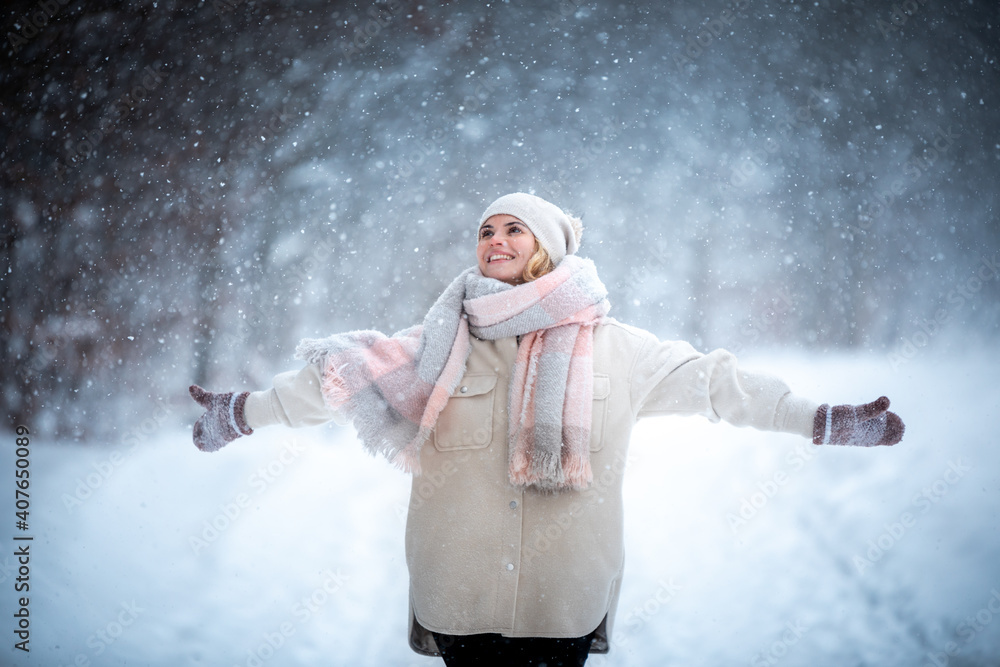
[813,396,904,447]
[189,385,253,452]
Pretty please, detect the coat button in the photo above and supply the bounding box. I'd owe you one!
[460,386,468,393]
[506,563,514,571]
[509,500,518,509]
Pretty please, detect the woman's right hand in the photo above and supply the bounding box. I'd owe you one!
[189,385,254,452]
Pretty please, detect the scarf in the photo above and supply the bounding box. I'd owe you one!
[294,254,611,491]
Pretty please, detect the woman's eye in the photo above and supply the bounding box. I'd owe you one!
[479,229,492,239]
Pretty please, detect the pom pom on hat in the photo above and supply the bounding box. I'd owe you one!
[478,193,583,265]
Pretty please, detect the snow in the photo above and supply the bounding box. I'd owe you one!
[2,345,998,667]
[4,1,1000,664]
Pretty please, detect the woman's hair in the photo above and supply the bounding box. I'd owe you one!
[521,241,556,282]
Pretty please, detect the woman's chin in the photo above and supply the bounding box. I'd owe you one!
[483,266,520,283]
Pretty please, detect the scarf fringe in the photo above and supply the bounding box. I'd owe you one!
[561,454,593,490]
[294,336,336,367]
[507,450,592,492]
[319,362,351,410]
[296,256,609,492]
[391,435,425,476]
[533,450,563,486]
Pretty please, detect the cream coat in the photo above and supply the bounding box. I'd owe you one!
[244,317,819,656]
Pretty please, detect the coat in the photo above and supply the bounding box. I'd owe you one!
[243,316,819,655]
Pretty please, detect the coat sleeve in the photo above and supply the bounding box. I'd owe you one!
[242,363,348,429]
[629,333,819,439]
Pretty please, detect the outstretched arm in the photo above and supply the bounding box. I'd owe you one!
[188,363,342,452]
[633,345,820,437]
[632,339,905,446]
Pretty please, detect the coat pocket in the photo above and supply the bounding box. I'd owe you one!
[433,374,497,451]
[590,374,611,452]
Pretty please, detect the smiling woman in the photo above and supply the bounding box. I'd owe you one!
[187,192,904,666]
[477,214,538,284]
[477,194,579,286]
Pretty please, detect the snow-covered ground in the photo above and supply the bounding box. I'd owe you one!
[1,345,998,666]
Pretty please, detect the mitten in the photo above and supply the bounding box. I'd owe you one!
[189,384,253,452]
[813,396,904,447]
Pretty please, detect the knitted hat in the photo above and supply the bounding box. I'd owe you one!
[477,193,583,265]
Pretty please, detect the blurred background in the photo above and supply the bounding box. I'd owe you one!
[3,0,997,435]
[1,1,999,665]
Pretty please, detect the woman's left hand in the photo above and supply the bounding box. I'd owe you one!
[813,396,905,447]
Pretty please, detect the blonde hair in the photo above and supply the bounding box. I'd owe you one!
[521,241,556,282]
[523,211,582,282]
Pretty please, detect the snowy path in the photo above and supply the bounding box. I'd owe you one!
[1,347,998,666]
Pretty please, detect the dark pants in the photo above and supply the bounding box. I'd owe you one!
[432,632,592,666]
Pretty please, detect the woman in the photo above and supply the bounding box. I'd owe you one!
[189,192,904,666]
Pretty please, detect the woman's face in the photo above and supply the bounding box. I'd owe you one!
[477,214,536,284]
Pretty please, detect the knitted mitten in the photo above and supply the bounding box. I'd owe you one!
[189,384,253,452]
[813,396,904,447]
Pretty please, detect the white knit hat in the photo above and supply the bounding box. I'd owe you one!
[477,193,583,265]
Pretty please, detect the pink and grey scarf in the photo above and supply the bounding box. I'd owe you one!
[295,255,610,491]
